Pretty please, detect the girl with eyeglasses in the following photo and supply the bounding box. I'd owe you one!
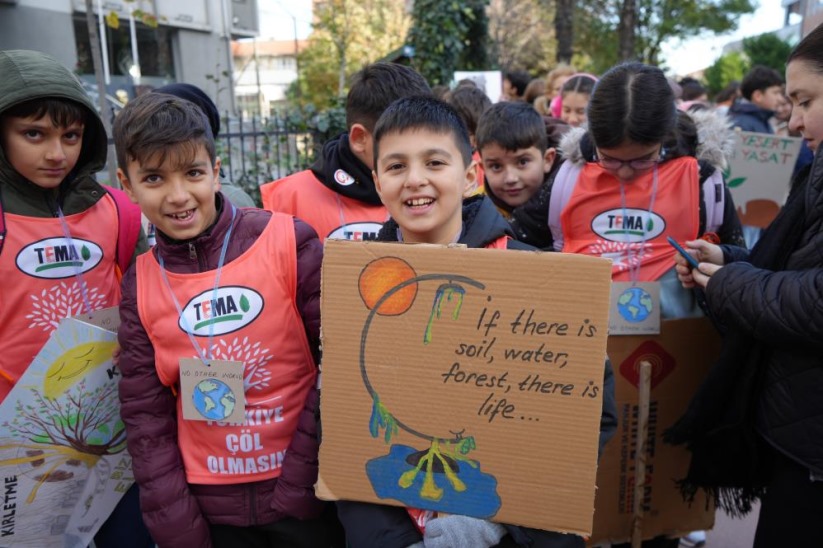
[510,62,745,320]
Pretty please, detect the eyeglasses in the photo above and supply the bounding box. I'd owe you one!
[594,148,665,171]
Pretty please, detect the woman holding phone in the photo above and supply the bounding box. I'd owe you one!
[667,22,823,546]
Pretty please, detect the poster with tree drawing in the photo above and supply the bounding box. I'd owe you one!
[0,316,132,547]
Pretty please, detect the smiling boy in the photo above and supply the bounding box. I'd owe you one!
[113,92,343,547]
[476,101,559,217]
[335,95,617,548]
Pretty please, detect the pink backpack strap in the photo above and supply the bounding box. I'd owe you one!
[702,169,725,235]
[107,187,142,274]
[548,161,584,251]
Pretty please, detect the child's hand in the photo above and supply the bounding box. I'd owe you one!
[675,239,723,289]
[424,515,506,548]
[112,345,121,367]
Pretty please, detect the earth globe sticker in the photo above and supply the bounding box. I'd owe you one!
[617,286,653,323]
[192,379,236,420]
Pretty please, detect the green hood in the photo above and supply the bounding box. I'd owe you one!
[0,49,109,214]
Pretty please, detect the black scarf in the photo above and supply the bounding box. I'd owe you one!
[311,133,382,205]
[663,160,813,516]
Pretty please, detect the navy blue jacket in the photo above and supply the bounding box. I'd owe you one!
[728,100,773,134]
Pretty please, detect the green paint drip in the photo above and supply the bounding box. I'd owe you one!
[424,285,466,345]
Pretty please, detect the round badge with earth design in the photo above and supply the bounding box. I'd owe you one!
[192,379,236,420]
[617,286,653,323]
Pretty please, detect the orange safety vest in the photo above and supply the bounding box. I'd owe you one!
[561,157,700,281]
[0,195,122,399]
[260,170,387,241]
[136,212,316,485]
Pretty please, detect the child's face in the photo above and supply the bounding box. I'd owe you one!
[118,143,220,241]
[0,114,84,190]
[374,129,475,245]
[561,91,589,128]
[480,144,554,208]
[595,140,662,183]
[753,84,785,112]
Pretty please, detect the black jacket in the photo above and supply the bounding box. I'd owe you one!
[708,148,823,475]
[338,196,618,548]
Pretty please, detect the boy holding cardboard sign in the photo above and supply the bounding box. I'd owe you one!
[333,95,617,548]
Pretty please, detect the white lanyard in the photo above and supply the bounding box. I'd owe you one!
[157,206,236,365]
[55,204,93,315]
[618,164,659,284]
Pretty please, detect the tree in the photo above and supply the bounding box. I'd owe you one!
[291,0,411,109]
[555,0,574,64]
[703,50,747,95]
[577,0,755,71]
[488,0,555,75]
[408,0,485,86]
[742,33,794,74]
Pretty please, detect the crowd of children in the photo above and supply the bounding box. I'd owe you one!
[1,19,822,547]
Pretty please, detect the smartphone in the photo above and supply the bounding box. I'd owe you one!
[667,236,701,270]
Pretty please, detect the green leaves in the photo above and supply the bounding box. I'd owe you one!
[408,0,490,85]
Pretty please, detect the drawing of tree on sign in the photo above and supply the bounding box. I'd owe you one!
[1,378,125,503]
[356,257,501,518]
[0,320,125,505]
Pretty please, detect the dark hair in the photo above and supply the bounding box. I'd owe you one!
[2,97,87,129]
[740,65,784,100]
[561,75,596,98]
[504,70,531,98]
[587,62,676,149]
[373,96,472,167]
[476,101,548,154]
[346,62,431,132]
[113,93,215,172]
[787,22,823,74]
[153,83,220,136]
[680,80,707,101]
[714,81,740,104]
[446,86,492,137]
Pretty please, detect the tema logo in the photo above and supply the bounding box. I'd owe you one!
[180,286,264,336]
[327,222,383,241]
[592,208,665,243]
[16,237,103,279]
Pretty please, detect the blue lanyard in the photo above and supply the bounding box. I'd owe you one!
[618,164,659,284]
[157,206,236,365]
[55,204,93,315]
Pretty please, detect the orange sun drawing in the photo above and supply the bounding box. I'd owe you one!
[359,257,418,316]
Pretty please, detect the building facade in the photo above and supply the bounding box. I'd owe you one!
[0,0,259,111]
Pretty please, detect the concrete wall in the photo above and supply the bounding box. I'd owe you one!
[0,4,78,70]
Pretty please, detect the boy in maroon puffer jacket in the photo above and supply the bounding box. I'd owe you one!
[113,92,343,547]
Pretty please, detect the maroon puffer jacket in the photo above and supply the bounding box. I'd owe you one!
[118,195,326,547]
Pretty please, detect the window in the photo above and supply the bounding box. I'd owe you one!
[73,16,175,80]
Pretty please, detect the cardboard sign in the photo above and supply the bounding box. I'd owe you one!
[589,318,719,544]
[318,240,612,535]
[0,312,133,547]
[726,131,803,228]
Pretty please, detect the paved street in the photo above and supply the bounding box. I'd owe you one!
[699,503,759,547]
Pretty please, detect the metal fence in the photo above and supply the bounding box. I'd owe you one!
[217,110,319,206]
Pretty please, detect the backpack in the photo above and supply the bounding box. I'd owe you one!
[547,160,725,251]
[0,187,142,277]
